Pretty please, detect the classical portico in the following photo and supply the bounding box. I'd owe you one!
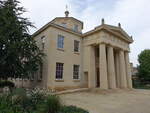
[87,43,132,89]
[83,20,133,90]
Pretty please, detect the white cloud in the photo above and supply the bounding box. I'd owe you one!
[110,0,150,66]
[19,0,69,33]
[18,0,150,66]
[71,0,150,66]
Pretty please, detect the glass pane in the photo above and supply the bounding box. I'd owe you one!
[56,63,63,79]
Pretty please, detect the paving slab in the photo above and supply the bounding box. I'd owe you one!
[60,89,150,113]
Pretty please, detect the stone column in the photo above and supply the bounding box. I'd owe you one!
[99,43,108,89]
[119,50,127,88]
[125,52,133,89]
[88,46,96,88]
[107,46,116,89]
[115,52,120,88]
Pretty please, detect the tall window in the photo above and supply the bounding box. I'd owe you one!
[74,24,78,32]
[56,63,64,79]
[41,36,45,50]
[57,35,64,49]
[73,65,80,79]
[74,40,79,52]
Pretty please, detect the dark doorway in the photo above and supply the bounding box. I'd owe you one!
[96,68,100,87]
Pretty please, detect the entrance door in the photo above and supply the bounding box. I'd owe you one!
[96,68,100,87]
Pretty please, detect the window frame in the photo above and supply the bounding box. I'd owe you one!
[57,35,64,49]
[73,65,80,80]
[56,62,64,80]
[74,40,80,52]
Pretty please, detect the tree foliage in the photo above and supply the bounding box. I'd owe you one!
[138,49,150,82]
[0,0,44,79]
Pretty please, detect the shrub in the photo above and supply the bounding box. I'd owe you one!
[12,88,26,96]
[11,88,31,112]
[28,89,47,111]
[0,94,22,113]
[37,95,61,113]
[0,88,89,113]
[46,95,61,113]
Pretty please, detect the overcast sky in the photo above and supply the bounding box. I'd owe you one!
[19,0,150,66]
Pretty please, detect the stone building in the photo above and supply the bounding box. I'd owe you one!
[32,10,133,90]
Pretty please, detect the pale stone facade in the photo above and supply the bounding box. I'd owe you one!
[31,11,133,90]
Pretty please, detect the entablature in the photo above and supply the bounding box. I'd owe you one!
[83,31,130,51]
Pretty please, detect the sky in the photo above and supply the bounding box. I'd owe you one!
[19,0,150,66]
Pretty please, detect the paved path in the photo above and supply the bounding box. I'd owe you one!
[60,89,150,113]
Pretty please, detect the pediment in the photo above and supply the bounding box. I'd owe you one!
[83,24,133,43]
[105,25,132,40]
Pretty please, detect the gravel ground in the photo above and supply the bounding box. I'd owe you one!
[60,89,150,113]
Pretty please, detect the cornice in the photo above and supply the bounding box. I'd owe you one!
[82,24,133,43]
[32,20,133,44]
[32,22,82,38]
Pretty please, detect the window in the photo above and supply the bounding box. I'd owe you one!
[57,35,64,49]
[56,63,64,79]
[74,40,79,52]
[41,36,45,50]
[73,65,80,79]
[74,25,78,32]
[61,23,67,28]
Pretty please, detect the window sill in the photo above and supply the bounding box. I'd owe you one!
[73,79,80,82]
[57,48,64,52]
[55,79,64,82]
[74,52,80,55]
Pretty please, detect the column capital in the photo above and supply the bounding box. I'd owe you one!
[107,44,113,49]
[124,50,130,53]
[99,42,106,45]
[119,48,129,53]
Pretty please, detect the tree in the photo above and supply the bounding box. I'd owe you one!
[138,49,150,83]
[0,0,44,79]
